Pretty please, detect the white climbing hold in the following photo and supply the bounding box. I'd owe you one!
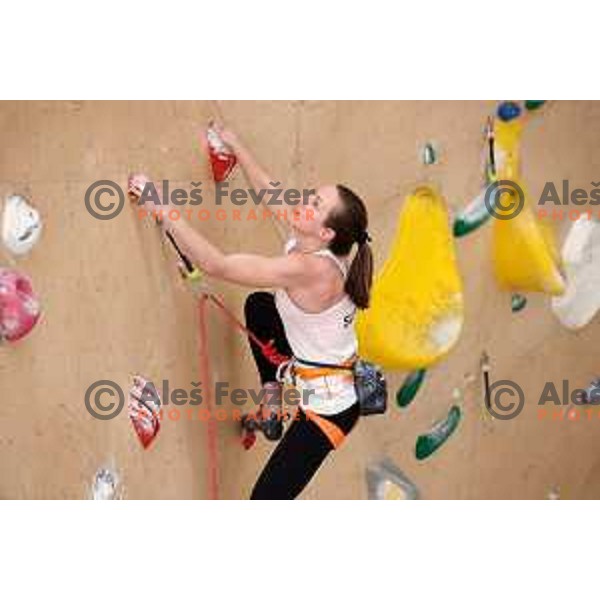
[90,467,122,500]
[206,125,228,153]
[552,216,600,329]
[1,195,42,256]
[547,485,561,500]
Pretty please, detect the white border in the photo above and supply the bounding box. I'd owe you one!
[0,501,596,599]
[1,2,598,99]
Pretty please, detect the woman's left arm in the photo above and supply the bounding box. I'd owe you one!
[161,217,308,289]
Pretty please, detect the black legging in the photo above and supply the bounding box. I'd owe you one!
[243,291,291,385]
[244,292,360,499]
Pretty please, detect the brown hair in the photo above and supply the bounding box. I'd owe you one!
[324,184,374,309]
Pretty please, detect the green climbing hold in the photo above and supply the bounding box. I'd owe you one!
[422,142,437,165]
[415,405,461,461]
[525,100,546,111]
[511,293,527,312]
[396,369,427,408]
[453,189,491,238]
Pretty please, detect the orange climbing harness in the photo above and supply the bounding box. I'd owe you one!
[291,360,355,382]
[282,357,357,449]
[303,409,347,450]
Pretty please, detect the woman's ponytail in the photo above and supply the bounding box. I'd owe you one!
[345,239,373,309]
[326,185,374,309]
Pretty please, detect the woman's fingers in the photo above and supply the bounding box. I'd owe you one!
[129,386,142,401]
[132,374,148,388]
[130,375,151,399]
[128,173,151,199]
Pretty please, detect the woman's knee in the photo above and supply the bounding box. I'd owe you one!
[244,291,275,321]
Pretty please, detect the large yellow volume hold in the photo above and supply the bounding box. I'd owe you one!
[492,183,565,294]
[356,185,464,370]
[491,117,565,295]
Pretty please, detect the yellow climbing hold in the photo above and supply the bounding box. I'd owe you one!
[494,118,523,180]
[491,119,565,295]
[492,180,564,295]
[356,184,464,370]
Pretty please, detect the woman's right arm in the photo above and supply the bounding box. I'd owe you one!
[211,124,290,241]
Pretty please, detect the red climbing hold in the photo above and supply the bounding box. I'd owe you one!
[202,125,237,183]
[0,268,41,342]
[128,375,161,449]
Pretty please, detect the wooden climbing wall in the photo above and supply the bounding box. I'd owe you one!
[216,100,600,499]
[0,101,222,498]
[1,101,600,499]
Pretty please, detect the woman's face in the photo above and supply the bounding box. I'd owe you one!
[291,185,341,244]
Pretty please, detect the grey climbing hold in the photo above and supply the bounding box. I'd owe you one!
[366,458,420,500]
[422,142,437,165]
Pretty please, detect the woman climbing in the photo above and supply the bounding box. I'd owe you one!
[130,123,373,499]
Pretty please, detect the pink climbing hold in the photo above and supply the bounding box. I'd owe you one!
[128,374,161,449]
[0,268,41,342]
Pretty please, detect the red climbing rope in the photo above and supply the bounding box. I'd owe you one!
[196,291,290,499]
[198,295,219,500]
[207,293,291,366]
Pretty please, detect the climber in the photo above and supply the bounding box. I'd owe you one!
[130,123,373,499]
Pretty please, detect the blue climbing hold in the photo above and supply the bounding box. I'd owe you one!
[497,101,522,122]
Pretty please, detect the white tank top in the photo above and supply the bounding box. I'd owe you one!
[275,238,358,415]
